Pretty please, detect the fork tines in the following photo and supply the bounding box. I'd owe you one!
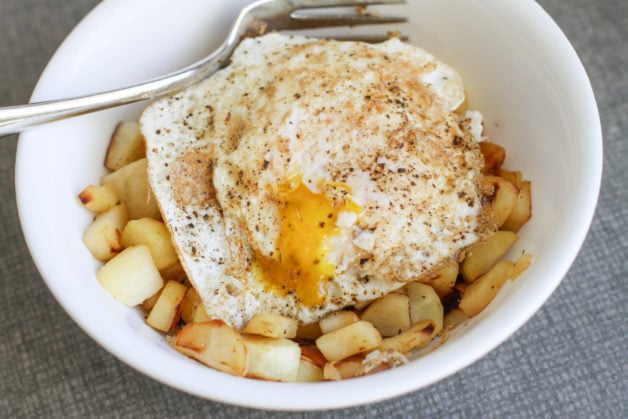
[289,13,407,30]
[287,0,407,30]
[247,0,407,41]
[291,0,407,8]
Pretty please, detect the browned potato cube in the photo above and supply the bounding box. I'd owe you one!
[318,310,359,334]
[508,252,532,280]
[454,280,469,294]
[501,180,532,232]
[378,320,435,354]
[323,356,364,380]
[244,336,301,382]
[360,293,411,337]
[498,169,523,188]
[296,322,322,340]
[146,280,188,333]
[352,299,373,311]
[461,230,518,282]
[407,282,443,337]
[101,158,161,221]
[354,349,409,377]
[82,203,128,262]
[243,313,298,339]
[159,261,186,282]
[121,218,178,270]
[78,183,119,213]
[299,345,327,368]
[190,304,210,323]
[443,307,469,330]
[484,175,519,227]
[96,245,164,306]
[180,287,210,324]
[141,288,162,312]
[174,320,247,376]
[296,359,325,382]
[479,141,506,175]
[105,121,146,171]
[316,320,382,362]
[418,258,459,298]
[459,259,514,317]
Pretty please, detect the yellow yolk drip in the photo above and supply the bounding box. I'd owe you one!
[254,180,362,306]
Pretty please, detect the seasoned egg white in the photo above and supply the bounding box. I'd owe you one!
[141,33,492,329]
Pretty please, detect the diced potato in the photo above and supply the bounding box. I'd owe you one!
[479,141,506,175]
[296,322,322,340]
[244,313,298,339]
[378,320,435,354]
[180,287,201,324]
[498,169,523,188]
[141,288,162,312]
[180,287,210,324]
[443,307,469,330]
[319,310,359,334]
[82,203,128,262]
[407,282,443,337]
[78,183,118,213]
[244,336,301,382]
[323,356,364,380]
[484,175,519,227]
[354,349,409,377]
[145,280,188,332]
[190,304,210,323]
[454,280,469,294]
[299,345,327,368]
[352,299,373,310]
[418,258,459,298]
[101,158,161,220]
[459,259,514,317]
[461,231,518,282]
[120,218,178,270]
[173,320,247,376]
[105,121,146,171]
[159,261,186,282]
[316,320,382,362]
[508,252,532,280]
[96,245,164,306]
[296,359,325,382]
[360,293,411,337]
[501,180,532,232]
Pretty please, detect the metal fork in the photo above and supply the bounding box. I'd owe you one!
[0,0,406,137]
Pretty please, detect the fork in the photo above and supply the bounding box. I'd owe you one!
[0,0,406,137]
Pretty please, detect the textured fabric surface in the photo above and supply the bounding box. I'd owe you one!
[0,0,625,417]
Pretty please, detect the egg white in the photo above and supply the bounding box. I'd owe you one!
[141,34,491,329]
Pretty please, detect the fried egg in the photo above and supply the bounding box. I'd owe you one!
[141,33,492,329]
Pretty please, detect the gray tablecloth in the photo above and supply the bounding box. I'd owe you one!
[0,1,625,417]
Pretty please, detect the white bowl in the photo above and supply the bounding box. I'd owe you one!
[15,0,602,411]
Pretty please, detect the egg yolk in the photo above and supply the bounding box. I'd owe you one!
[254,179,362,306]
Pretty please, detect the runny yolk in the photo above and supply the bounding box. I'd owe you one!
[253,179,362,306]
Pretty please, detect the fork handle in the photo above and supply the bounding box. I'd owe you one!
[0,72,187,138]
[0,46,230,138]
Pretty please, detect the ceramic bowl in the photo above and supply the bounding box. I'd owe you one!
[15,0,601,410]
